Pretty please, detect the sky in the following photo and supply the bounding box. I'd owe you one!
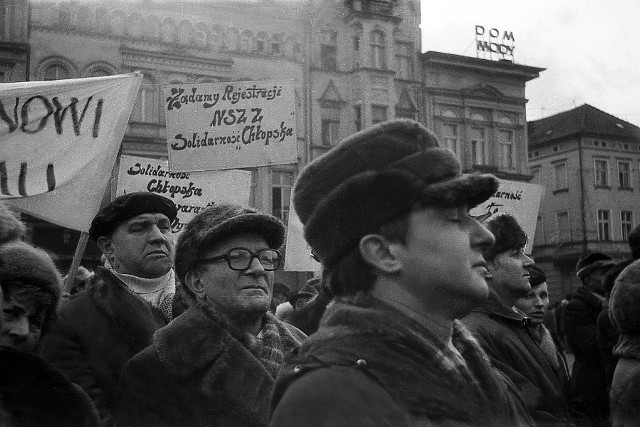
[420,0,640,126]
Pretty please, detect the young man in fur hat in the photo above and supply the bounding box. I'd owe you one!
[564,251,615,424]
[462,214,570,424]
[117,204,305,427]
[40,192,185,426]
[270,119,531,426]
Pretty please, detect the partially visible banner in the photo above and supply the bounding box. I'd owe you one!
[471,179,545,253]
[116,155,251,234]
[284,191,321,272]
[164,80,297,172]
[3,73,142,232]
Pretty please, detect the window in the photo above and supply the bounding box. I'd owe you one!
[42,64,70,81]
[618,160,631,188]
[442,124,459,157]
[554,162,567,190]
[598,209,611,241]
[272,171,293,223]
[321,107,340,146]
[320,30,338,71]
[470,127,488,165]
[557,211,569,242]
[354,105,362,131]
[395,42,413,79]
[371,105,387,125]
[498,130,515,169]
[249,170,258,207]
[353,34,361,68]
[370,30,386,69]
[621,210,633,241]
[594,159,609,186]
[132,77,159,123]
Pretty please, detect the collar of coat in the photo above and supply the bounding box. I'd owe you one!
[152,302,305,379]
[274,293,514,424]
[471,288,531,328]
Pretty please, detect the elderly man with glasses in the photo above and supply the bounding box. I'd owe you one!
[116,204,306,427]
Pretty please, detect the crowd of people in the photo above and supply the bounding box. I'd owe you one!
[1,118,640,426]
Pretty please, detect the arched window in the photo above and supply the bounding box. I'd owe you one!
[161,18,178,44]
[210,25,224,51]
[178,20,193,45]
[142,16,160,41]
[225,27,240,51]
[241,30,253,52]
[256,31,268,54]
[370,30,386,69]
[43,64,70,81]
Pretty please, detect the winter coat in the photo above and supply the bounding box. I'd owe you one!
[609,259,640,426]
[564,285,609,421]
[39,267,185,426]
[462,289,570,425]
[0,347,99,427]
[270,293,532,427]
[117,303,305,427]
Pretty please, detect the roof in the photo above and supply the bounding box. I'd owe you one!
[528,104,640,145]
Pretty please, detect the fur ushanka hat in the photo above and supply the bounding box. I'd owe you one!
[174,204,285,285]
[293,119,499,269]
[610,259,640,342]
[0,241,62,334]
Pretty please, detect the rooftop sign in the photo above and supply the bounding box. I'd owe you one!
[475,25,515,62]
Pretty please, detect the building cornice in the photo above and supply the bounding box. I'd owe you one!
[120,45,233,77]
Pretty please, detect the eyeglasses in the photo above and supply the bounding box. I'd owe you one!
[198,247,282,271]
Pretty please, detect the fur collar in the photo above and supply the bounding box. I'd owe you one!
[470,288,530,327]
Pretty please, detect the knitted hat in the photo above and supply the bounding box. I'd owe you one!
[528,265,546,288]
[609,259,640,335]
[481,214,527,261]
[629,224,640,260]
[89,192,178,241]
[576,252,614,280]
[174,204,284,285]
[293,119,499,268]
[0,241,62,334]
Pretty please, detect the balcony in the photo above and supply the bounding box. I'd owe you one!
[344,0,401,23]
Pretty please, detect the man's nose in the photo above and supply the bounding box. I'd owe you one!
[148,225,166,242]
[245,256,267,275]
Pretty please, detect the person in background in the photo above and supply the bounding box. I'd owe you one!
[0,203,99,427]
[565,251,615,426]
[117,204,305,427]
[288,274,332,335]
[270,282,290,314]
[40,192,184,426]
[270,119,530,426]
[289,281,319,312]
[463,214,570,424]
[608,259,640,426]
[514,264,570,396]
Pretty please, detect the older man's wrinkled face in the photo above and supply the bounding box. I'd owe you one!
[194,234,275,317]
[99,213,175,279]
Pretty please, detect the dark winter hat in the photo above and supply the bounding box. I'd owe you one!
[609,259,640,336]
[294,119,499,268]
[576,251,614,280]
[174,203,285,285]
[89,192,178,242]
[0,202,25,244]
[482,214,528,261]
[528,265,546,288]
[629,224,640,260]
[289,283,319,306]
[0,241,62,334]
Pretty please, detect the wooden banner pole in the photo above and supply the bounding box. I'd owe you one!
[64,231,90,294]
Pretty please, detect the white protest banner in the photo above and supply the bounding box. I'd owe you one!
[164,80,297,172]
[2,73,142,232]
[284,191,321,272]
[470,179,545,253]
[116,155,251,234]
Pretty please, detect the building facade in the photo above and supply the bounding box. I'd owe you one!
[0,0,29,83]
[21,0,422,288]
[528,104,640,300]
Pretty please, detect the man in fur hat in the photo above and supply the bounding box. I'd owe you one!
[564,251,615,425]
[462,214,570,424]
[270,119,531,426]
[40,192,185,426]
[117,204,305,427]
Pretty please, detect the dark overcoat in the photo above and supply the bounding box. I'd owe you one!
[39,267,183,426]
[462,289,570,425]
[117,304,305,427]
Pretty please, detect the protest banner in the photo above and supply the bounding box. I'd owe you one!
[284,191,321,272]
[164,80,297,172]
[470,179,545,253]
[116,155,251,234]
[1,73,142,232]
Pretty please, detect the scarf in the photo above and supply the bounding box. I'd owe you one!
[105,258,175,322]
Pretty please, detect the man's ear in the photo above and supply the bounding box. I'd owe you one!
[359,234,402,274]
[96,236,114,256]
[184,269,205,299]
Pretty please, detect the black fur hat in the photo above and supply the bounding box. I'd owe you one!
[293,119,499,268]
[89,192,178,242]
[610,259,640,336]
[528,265,547,287]
[576,251,614,280]
[174,203,284,285]
[482,214,528,261]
